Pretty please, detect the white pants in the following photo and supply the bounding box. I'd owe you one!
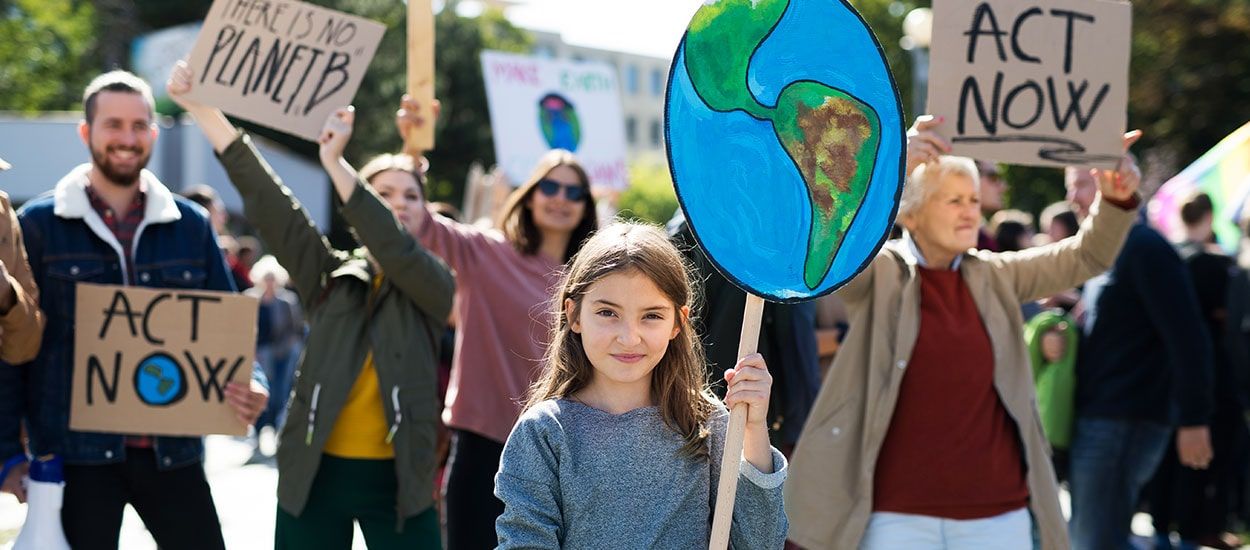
[858,507,1032,550]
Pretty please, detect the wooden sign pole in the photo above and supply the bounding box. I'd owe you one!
[708,293,765,550]
[406,0,435,151]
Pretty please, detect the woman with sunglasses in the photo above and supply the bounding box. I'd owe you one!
[395,96,599,550]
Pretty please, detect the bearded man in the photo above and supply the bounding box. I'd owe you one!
[0,71,268,550]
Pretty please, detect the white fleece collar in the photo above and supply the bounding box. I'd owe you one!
[52,164,181,224]
[50,164,182,285]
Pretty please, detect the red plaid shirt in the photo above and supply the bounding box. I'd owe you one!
[85,184,153,448]
[84,184,145,285]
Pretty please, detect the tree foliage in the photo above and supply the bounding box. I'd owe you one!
[617,161,678,225]
[424,1,531,205]
[1129,1,1250,169]
[848,0,927,123]
[0,0,96,112]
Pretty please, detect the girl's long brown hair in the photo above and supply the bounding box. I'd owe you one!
[496,149,598,263]
[526,222,718,458]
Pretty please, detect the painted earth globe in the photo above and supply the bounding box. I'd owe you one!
[667,0,906,301]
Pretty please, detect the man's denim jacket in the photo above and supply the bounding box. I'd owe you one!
[0,165,263,470]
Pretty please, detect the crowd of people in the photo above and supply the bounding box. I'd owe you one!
[0,53,1245,550]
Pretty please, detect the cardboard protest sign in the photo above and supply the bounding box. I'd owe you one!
[184,0,386,141]
[481,51,630,190]
[406,0,436,151]
[72,283,258,437]
[666,0,905,301]
[927,0,1131,168]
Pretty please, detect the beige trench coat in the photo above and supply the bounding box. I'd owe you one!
[785,197,1137,550]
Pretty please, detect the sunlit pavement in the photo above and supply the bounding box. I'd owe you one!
[0,442,1236,549]
[0,434,368,549]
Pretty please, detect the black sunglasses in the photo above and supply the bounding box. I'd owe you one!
[536,179,587,201]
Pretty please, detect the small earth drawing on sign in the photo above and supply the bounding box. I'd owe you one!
[539,93,581,151]
[667,0,905,300]
[133,353,187,406]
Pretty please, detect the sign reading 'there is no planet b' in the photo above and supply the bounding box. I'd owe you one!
[184,0,386,141]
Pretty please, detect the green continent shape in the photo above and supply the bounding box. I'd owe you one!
[682,0,881,290]
[685,0,789,119]
[143,364,174,395]
[772,82,879,289]
[566,108,582,145]
[539,109,581,148]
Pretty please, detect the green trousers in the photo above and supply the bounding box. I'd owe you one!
[275,455,440,550]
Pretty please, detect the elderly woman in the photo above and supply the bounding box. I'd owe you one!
[785,116,1143,550]
[243,256,305,439]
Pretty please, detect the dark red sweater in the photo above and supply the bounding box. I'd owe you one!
[872,266,1029,519]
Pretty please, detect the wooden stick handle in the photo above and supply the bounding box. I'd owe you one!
[708,293,765,550]
[406,0,435,152]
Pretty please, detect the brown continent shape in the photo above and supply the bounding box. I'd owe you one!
[794,98,871,211]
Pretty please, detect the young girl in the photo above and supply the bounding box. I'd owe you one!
[494,223,788,548]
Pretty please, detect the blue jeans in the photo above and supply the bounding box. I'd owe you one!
[1068,417,1171,550]
[858,508,1032,549]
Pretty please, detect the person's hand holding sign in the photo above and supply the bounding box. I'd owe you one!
[722,353,776,475]
[906,115,952,175]
[395,94,441,159]
[167,60,202,113]
[166,60,236,154]
[317,107,366,206]
[225,380,268,428]
[319,107,355,168]
[1091,130,1144,203]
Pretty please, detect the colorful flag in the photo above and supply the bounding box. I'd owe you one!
[1149,121,1250,249]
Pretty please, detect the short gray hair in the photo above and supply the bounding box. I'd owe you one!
[899,156,980,217]
[249,255,289,288]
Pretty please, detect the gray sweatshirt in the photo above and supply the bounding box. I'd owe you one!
[495,398,788,549]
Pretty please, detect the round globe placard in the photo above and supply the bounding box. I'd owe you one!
[666,0,906,301]
[133,352,187,407]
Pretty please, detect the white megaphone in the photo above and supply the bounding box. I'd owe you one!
[13,455,72,550]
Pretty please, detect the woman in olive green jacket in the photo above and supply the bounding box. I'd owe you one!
[170,63,453,549]
[785,117,1142,550]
